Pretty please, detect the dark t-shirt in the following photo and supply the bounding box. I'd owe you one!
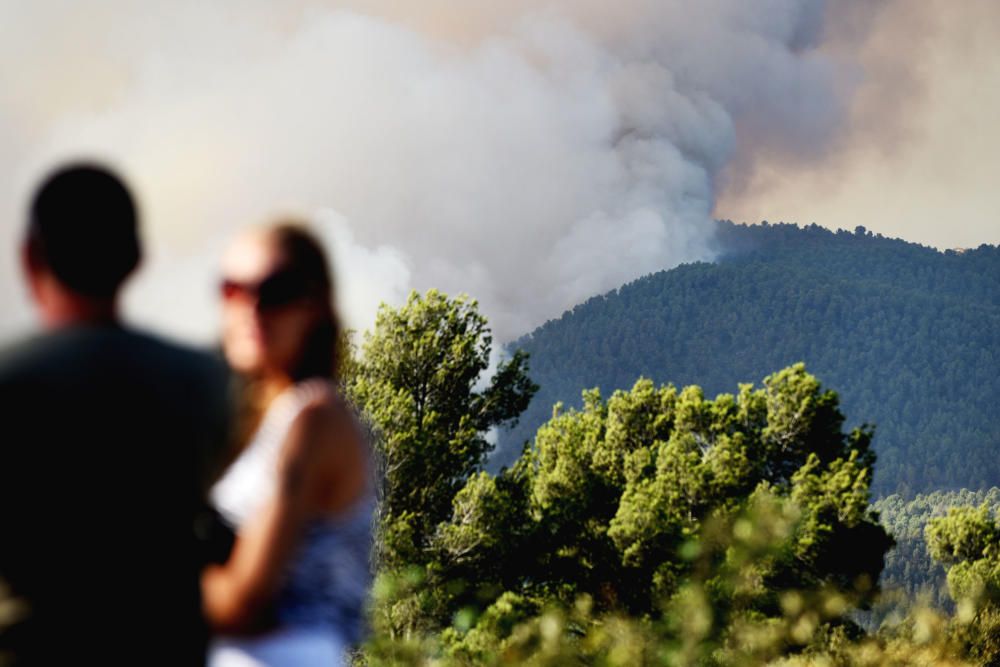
[0,324,232,666]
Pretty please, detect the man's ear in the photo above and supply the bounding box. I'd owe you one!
[23,234,44,272]
[22,237,48,301]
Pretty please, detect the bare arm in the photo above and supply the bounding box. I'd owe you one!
[201,400,340,634]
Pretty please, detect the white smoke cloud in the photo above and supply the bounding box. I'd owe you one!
[313,209,412,335]
[0,1,861,343]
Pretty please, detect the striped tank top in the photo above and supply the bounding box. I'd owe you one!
[210,379,375,646]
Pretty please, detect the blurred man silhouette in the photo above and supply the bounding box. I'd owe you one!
[0,163,231,665]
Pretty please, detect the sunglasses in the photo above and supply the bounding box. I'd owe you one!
[220,268,315,309]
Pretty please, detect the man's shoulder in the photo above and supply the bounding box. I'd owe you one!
[0,330,70,384]
[115,327,232,395]
[0,325,228,387]
[123,326,225,367]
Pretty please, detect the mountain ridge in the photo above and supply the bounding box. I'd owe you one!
[496,221,1000,496]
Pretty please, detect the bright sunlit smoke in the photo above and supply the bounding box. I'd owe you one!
[5,1,989,343]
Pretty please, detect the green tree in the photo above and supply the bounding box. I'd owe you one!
[348,289,537,567]
[927,504,1000,665]
[368,363,894,662]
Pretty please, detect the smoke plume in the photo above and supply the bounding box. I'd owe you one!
[715,0,1000,251]
[1,1,876,342]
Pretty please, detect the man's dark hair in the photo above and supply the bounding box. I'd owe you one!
[27,163,141,298]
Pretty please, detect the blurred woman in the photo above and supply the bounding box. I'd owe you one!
[203,223,373,666]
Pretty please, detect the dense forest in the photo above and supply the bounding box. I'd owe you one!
[498,221,1000,496]
[345,291,1000,665]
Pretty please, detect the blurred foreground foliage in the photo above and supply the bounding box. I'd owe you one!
[347,290,998,666]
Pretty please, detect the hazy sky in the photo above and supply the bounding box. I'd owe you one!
[716,0,1000,251]
[1,1,997,345]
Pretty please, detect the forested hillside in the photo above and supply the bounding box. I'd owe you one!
[499,221,1000,495]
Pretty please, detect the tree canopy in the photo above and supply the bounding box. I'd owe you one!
[362,357,895,662]
[926,503,1000,666]
[347,289,537,568]
[346,287,995,665]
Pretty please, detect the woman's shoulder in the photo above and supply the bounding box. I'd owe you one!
[292,379,355,426]
[277,381,369,502]
[283,381,362,460]
[291,377,337,405]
